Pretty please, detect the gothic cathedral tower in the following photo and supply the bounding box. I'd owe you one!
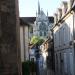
[33,0,50,40]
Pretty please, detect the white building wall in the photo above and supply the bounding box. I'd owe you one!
[20,25,29,61]
[65,14,73,42]
[54,13,74,75]
[54,14,73,50]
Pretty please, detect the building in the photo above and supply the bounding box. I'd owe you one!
[40,37,55,75]
[33,1,54,39]
[20,17,36,62]
[29,44,37,61]
[0,0,22,75]
[52,0,75,75]
[20,15,54,62]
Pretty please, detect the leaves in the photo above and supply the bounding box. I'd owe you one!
[30,36,44,45]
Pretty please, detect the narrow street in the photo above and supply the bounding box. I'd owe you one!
[0,0,75,75]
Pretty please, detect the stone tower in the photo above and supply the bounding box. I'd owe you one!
[33,1,50,39]
[38,0,40,14]
[0,0,22,75]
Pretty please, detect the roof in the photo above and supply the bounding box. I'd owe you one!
[20,17,36,25]
[52,3,75,30]
[20,16,54,25]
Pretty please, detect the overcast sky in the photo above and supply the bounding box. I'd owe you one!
[19,0,69,17]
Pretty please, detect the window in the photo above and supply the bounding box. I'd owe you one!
[69,53,74,75]
[40,31,42,36]
[44,32,46,36]
[60,53,63,74]
[39,22,47,31]
[31,58,34,62]
[56,54,58,72]
[63,53,68,75]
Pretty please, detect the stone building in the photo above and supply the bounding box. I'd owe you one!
[20,17,36,62]
[52,0,75,75]
[33,1,54,39]
[0,0,22,75]
[20,16,53,62]
[40,37,54,75]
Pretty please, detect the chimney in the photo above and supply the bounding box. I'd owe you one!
[54,13,58,24]
[62,1,68,16]
[68,0,74,10]
[57,8,62,20]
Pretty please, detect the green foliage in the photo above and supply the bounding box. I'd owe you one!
[38,38,44,45]
[30,36,44,45]
[22,61,36,75]
[22,61,30,75]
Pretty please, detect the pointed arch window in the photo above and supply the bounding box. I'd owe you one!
[39,22,47,30]
[44,32,46,36]
[40,31,42,36]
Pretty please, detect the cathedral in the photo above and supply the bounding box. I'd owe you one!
[33,1,53,39]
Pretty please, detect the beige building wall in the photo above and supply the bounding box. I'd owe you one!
[20,25,29,62]
[20,26,25,62]
[24,26,29,60]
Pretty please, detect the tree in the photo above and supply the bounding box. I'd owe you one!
[30,36,44,45]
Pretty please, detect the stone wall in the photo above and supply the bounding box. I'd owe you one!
[0,0,22,75]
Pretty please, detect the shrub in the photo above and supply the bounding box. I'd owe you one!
[22,61,30,75]
[30,36,44,45]
[22,61,36,75]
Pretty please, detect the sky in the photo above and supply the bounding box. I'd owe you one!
[19,0,69,17]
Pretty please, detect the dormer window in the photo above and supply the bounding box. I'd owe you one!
[70,0,74,8]
[58,8,62,20]
[62,1,68,16]
[54,13,58,24]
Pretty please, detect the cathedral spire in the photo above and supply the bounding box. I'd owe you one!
[38,0,40,14]
[36,11,37,17]
[47,10,48,17]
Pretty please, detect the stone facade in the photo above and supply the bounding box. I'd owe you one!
[40,38,55,75]
[53,0,75,75]
[0,0,22,75]
[33,1,53,40]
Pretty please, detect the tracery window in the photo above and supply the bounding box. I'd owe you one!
[39,22,47,31]
[40,31,42,36]
[44,32,46,36]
